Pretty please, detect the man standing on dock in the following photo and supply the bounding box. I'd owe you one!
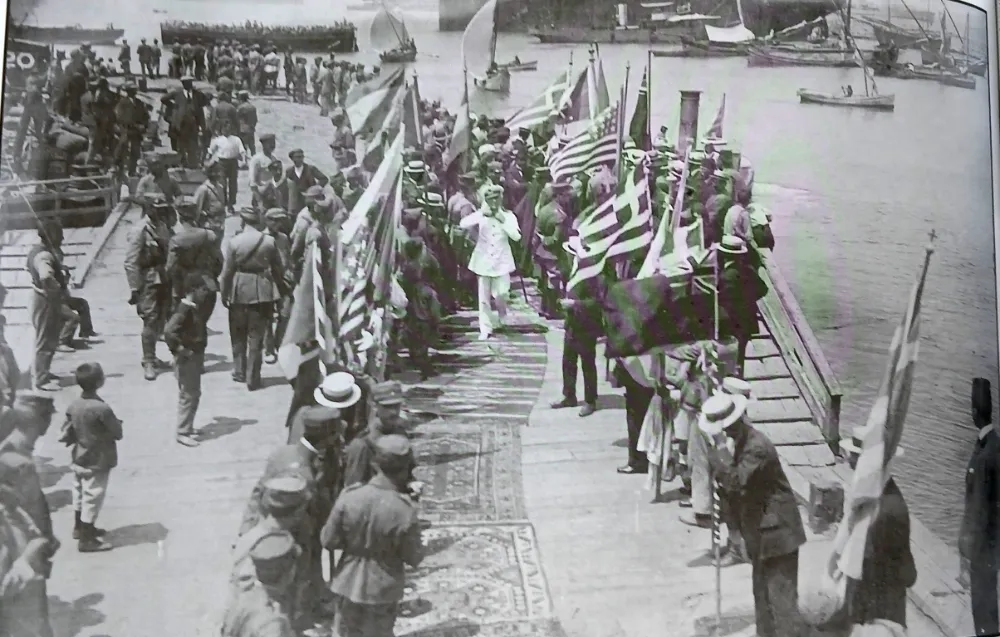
[960,378,999,636]
[161,76,207,168]
[26,222,71,392]
[124,201,174,381]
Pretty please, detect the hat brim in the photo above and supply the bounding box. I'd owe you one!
[718,245,748,255]
[698,394,749,437]
[314,384,362,409]
[839,438,904,458]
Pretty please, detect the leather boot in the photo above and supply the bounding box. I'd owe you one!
[77,523,112,552]
[72,511,82,540]
[143,362,157,381]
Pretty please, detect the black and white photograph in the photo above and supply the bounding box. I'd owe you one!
[0,0,997,635]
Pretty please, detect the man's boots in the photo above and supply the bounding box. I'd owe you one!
[74,512,108,540]
[77,522,112,552]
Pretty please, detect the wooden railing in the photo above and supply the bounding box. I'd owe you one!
[757,250,844,445]
[1,174,120,231]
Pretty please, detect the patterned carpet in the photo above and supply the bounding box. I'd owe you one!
[391,309,565,637]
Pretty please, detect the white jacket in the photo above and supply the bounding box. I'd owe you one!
[459,204,521,277]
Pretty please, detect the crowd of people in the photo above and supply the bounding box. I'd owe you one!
[1,36,998,637]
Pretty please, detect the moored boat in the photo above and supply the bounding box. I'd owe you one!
[369,3,417,63]
[159,21,359,52]
[499,60,537,72]
[747,45,859,67]
[10,24,123,45]
[852,16,940,49]
[797,88,894,110]
[937,73,976,89]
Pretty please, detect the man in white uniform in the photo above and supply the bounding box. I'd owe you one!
[458,184,521,340]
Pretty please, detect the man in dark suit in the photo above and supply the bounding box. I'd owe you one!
[550,269,605,418]
[113,83,149,177]
[284,148,329,216]
[701,393,806,637]
[166,200,223,324]
[220,208,286,390]
[160,75,206,167]
[81,78,114,166]
[839,428,916,629]
[960,377,999,636]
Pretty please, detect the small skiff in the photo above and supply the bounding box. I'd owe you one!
[500,60,537,72]
[472,68,511,92]
[380,48,417,63]
[937,73,976,89]
[797,89,895,110]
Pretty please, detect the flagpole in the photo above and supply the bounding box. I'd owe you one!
[711,250,722,637]
[646,48,652,150]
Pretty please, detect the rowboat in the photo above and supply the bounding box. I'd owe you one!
[11,24,124,45]
[797,89,895,110]
[748,45,859,68]
[463,0,511,93]
[937,73,976,89]
[500,60,537,72]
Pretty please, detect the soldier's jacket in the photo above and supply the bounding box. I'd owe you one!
[220,226,286,305]
[238,442,320,536]
[166,226,223,296]
[124,218,171,290]
[220,583,296,637]
[0,431,58,561]
[209,101,239,136]
[319,473,424,605]
[237,102,258,135]
[341,422,414,489]
[134,173,182,203]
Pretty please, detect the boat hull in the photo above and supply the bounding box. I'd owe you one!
[868,21,940,49]
[159,25,358,52]
[528,27,685,45]
[937,74,976,89]
[10,25,124,45]
[379,49,417,63]
[472,69,511,93]
[500,60,537,71]
[747,46,860,68]
[797,89,895,110]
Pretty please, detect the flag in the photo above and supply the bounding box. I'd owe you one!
[705,94,726,140]
[403,74,423,149]
[514,183,541,274]
[560,66,591,123]
[362,88,405,172]
[444,71,472,170]
[637,146,692,278]
[827,237,935,582]
[505,70,574,131]
[347,67,405,140]
[278,243,327,380]
[628,67,651,150]
[593,56,610,115]
[548,103,619,183]
[565,159,654,293]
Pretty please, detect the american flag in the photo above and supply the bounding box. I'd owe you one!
[565,159,653,293]
[548,103,620,183]
[705,94,726,139]
[505,70,575,131]
[828,234,935,582]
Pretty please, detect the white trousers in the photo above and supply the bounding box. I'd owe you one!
[477,274,511,336]
[71,466,111,524]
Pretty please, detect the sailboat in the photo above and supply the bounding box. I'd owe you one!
[797,2,895,110]
[462,0,511,93]
[369,2,416,63]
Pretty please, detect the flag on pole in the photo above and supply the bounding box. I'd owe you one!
[548,103,620,183]
[444,69,472,170]
[593,55,610,116]
[277,242,328,380]
[628,67,651,151]
[637,146,692,278]
[705,94,726,140]
[827,235,935,582]
[505,70,575,131]
[565,159,654,293]
[561,57,603,123]
[403,73,423,149]
[347,67,405,140]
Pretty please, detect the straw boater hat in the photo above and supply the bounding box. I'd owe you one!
[422,192,445,208]
[478,183,503,201]
[314,372,362,409]
[698,393,749,438]
[718,235,748,255]
[403,160,425,177]
[839,425,904,458]
[721,377,752,398]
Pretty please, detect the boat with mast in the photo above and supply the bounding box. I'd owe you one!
[797,0,895,109]
[852,0,941,49]
[369,2,416,63]
[462,0,510,93]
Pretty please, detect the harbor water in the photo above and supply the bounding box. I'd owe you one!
[18,0,999,547]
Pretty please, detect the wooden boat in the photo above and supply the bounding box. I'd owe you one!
[10,24,124,45]
[159,21,358,52]
[370,4,417,63]
[852,15,941,49]
[463,0,511,93]
[675,34,749,56]
[797,89,894,110]
[747,45,859,68]
[499,60,537,72]
[937,73,976,89]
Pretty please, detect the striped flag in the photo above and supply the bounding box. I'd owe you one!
[705,94,726,139]
[339,132,405,363]
[443,70,472,170]
[565,159,654,293]
[637,146,692,278]
[828,235,935,582]
[505,70,575,131]
[278,242,333,380]
[628,67,651,151]
[548,103,620,183]
[362,87,405,172]
[347,67,405,141]
[561,56,609,123]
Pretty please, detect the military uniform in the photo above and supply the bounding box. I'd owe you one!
[124,203,173,379]
[133,165,182,203]
[0,392,59,637]
[236,94,258,154]
[320,435,424,637]
[25,226,72,390]
[220,210,286,389]
[342,383,414,488]
[221,532,299,637]
[166,204,223,325]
